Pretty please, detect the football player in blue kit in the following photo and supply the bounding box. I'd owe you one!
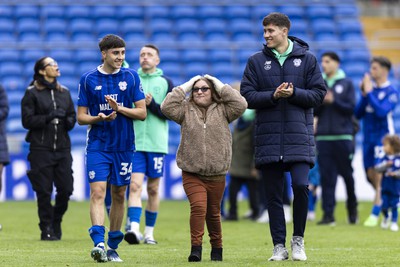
[354,56,399,227]
[77,34,146,262]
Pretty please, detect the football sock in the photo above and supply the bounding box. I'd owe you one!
[107,231,124,250]
[89,225,105,247]
[127,207,142,231]
[372,205,381,216]
[391,208,398,223]
[145,210,158,237]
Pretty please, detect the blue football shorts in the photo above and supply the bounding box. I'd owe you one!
[132,151,165,178]
[86,151,133,186]
[362,140,384,170]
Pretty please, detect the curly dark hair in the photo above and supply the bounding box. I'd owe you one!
[383,134,400,154]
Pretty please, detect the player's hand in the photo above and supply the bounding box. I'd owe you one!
[105,95,119,112]
[323,90,334,104]
[179,75,202,93]
[204,74,225,94]
[145,93,153,106]
[362,73,373,95]
[98,111,117,121]
[386,160,393,167]
[273,82,292,99]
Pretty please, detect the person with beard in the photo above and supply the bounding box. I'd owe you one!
[21,56,76,241]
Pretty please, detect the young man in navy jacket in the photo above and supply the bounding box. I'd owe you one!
[315,52,358,226]
[241,12,326,261]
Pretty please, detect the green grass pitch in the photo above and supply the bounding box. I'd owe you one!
[0,200,398,266]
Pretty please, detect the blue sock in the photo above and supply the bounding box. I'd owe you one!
[104,185,112,217]
[372,205,381,216]
[89,225,105,247]
[128,207,142,224]
[145,210,158,227]
[308,191,317,212]
[392,208,398,223]
[107,231,124,250]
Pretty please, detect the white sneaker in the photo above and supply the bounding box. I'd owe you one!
[291,236,307,261]
[307,211,316,221]
[144,236,158,245]
[284,205,292,223]
[257,210,269,223]
[91,245,108,262]
[124,229,143,245]
[268,244,288,261]
[390,223,399,232]
[381,218,390,229]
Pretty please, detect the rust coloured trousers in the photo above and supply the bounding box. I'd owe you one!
[182,171,226,248]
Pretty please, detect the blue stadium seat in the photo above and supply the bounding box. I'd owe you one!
[232,33,259,42]
[160,63,183,77]
[71,32,95,43]
[280,5,305,20]
[314,33,340,42]
[44,19,68,35]
[117,6,144,20]
[317,49,345,61]
[342,62,368,77]
[210,62,235,77]
[78,62,99,76]
[124,32,148,43]
[121,19,144,35]
[175,19,200,35]
[96,19,120,37]
[159,50,179,64]
[17,18,41,34]
[151,32,176,43]
[0,33,16,42]
[198,5,224,20]
[0,5,13,18]
[19,32,42,42]
[58,75,79,91]
[204,32,230,42]
[178,32,203,42]
[230,19,254,36]
[49,50,73,62]
[21,49,46,63]
[41,5,64,20]
[1,76,26,91]
[92,5,117,20]
[76,50,99,62]
[203,19,227,35]
[5,91,23,105]
[289,19,308,36]
[146,6,170,20]
[306,5,333,20]
[341,33,367,47]
[334,5,360,19]
[252,4,275,22]
[338,20,363,35]
[66,5,91,20]
[311,19,335,35]
[46,33,69,42]
[149,19,173,35]
[171,5,196,20]
[57,62,76,76]
[7,118,25,134]
[237,49,257,64]
[0,18,14,33]
[69,18,94,35]
[225,5,251,20]
[209,50,232,64]
[346,49,371,65]
[182,50,208,63]
[184,63,209,79]
[0,49,20,62]
[15,5,39,20]
[0,63,23,77]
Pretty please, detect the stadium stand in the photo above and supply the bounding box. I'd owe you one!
[0,1,397,153]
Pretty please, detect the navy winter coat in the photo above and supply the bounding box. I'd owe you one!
[0,84,9,165]
[241,37,326,168]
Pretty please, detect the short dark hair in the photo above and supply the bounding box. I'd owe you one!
[322,51,341,63]
[371,56,391,71]
[262,12,291,31]
[383,134,400,154]
[98,34,125,52]
[143,44,160,56]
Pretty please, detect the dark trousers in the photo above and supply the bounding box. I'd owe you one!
[27,150,74,231]
[228,176,259,218]
[261,162,309,246]
[317,140,357,218]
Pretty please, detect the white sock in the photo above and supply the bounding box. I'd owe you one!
[144,226,154,238]
[97,242,105,248]
[130,222,140,232]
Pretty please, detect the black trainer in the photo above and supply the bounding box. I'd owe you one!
[53,221,62,240]
[317,215,335,226]
[348,208,358,224]
[41,226,59,241]
[188,246,202,262]
[224,214,238,221]
[211,248,223,261]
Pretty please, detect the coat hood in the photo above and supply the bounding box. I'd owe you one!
[263,36,309,57]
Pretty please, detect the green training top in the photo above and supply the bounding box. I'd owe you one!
[272,38,293,66]
[134,68,169,154]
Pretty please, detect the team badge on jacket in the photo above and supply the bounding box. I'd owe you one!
[264,61,272,70]
[293,58,302,67]
[335,84,344,94]
[119,81,127,91]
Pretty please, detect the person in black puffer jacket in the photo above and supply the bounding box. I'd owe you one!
[21,56,76,241]
[241,13,326,261]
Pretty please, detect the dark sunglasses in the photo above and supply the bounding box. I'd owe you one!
[192,87,210,93]
[42,61,58,69]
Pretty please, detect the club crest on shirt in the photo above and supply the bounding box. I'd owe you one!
[378,91,386,100]
[293,58,302,67]
[389,93,398,103]
[335,84,344,94]
[139,83,144,93]
[264,61,271,70]
[89,170,96,179]
[119,81,127,91]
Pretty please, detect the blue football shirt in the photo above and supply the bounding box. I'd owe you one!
[78,66,145,152]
